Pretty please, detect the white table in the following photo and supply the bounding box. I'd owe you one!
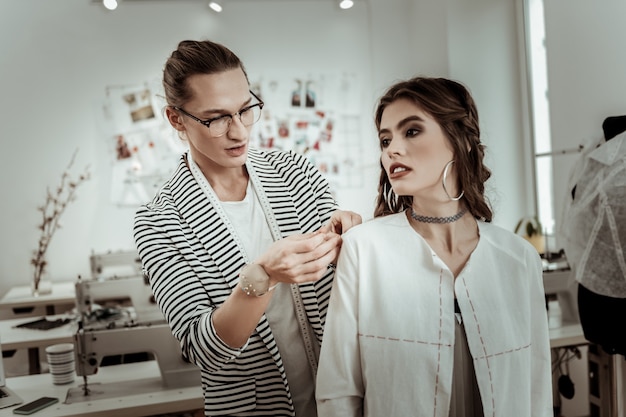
[0,315,74,351]
[0,315,75,375]
[0,281,76,375]
[549,321,588,349]
[0,281,76,318]
[3,361,203,417]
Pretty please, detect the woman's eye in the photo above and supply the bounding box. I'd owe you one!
[406,128,420,137]
[379,138,391,148]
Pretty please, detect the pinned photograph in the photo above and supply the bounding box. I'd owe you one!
[123,89,156,123]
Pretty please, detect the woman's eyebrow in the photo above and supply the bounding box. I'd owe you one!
[396,115,425,129]
[379,115,425,135]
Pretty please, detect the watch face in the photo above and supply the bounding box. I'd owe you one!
[241,263,270,296]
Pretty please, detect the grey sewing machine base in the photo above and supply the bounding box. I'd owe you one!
[64,378,164,404]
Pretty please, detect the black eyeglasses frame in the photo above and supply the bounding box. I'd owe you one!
[172,90,264,136]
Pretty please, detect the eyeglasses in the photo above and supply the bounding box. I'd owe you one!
[173,90,264,137]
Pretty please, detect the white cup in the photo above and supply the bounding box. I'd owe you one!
[45,343,75,385]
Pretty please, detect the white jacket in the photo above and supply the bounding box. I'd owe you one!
[316,214,552,417]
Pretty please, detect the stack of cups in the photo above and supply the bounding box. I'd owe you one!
[45,343,75,385]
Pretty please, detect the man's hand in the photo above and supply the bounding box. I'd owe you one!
[321,210,362,235]
[256,231,341,285]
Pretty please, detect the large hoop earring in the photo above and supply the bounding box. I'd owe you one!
[442,160,464,201]
[383,180,398,208]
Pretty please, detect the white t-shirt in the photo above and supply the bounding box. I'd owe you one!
[222,181,318,417]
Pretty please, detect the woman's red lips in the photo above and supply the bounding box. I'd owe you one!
[388,164,410,179]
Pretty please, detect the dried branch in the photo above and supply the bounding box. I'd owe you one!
[31,149,90,291]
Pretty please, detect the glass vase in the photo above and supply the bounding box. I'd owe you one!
[32,264,53,297]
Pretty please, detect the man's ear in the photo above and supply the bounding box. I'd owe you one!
[166,107,186,132]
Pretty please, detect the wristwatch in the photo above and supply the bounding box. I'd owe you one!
[239,263,275,297]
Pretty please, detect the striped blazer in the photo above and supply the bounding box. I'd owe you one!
[134,148,338,416]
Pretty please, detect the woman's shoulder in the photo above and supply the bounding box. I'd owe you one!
[478,221,540,259]
[342,212,408,241]
[479,221,522,243]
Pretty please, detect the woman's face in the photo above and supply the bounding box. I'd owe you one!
[166,67,255,174]
[378,98,456,203]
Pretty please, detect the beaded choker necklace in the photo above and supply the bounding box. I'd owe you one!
[410,208,467,224]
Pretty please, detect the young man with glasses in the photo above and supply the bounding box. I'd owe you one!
[133,39,361,417]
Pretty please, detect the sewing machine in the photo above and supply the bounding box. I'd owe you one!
[89,250,143,281]
[543,253,579,325]
[71,277,200,399]
[73,274,158,322]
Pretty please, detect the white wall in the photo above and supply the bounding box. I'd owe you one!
[541,2,626,416]
[447,0,532,225]
[543,0,626,245]
[0,0,529,297]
